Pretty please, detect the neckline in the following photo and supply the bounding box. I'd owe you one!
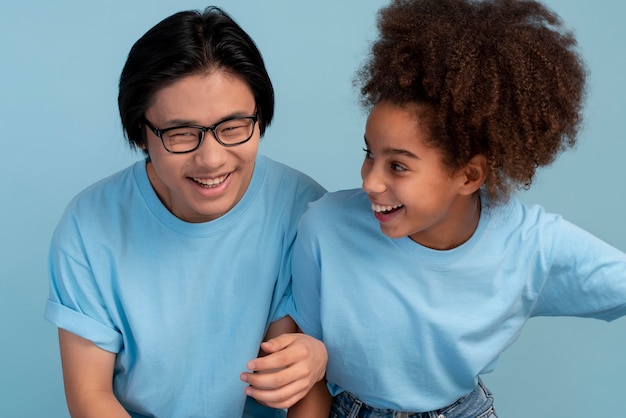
[133,155,267,236]
[392,192,491,263]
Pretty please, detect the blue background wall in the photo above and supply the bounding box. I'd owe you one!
[1,1,624,417]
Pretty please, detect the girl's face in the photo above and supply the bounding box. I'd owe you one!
[143,71,259,223]
[361,101,480,250]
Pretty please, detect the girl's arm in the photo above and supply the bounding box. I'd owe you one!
[58,329,130,418]
[287,378,333,417]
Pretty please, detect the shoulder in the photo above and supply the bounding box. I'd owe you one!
[54,162,140,238]
[295,189,380,256]
[484,195,561,230]
[259,156,326,208]
[299,188,368,230]
[262,156,325,192]
[483,195,595,255]
[309,188,367,213]
[66,162,139,212]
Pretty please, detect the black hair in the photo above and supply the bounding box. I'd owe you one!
[118,6,274,150]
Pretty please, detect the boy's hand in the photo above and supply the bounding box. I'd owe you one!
[240,333,327,409]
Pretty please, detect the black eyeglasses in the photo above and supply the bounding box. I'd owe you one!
[143,114,258,154]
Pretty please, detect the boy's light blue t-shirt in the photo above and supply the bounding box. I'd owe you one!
[290,188,626,411]
[45,155,325,418]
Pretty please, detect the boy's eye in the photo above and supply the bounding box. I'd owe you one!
[362,147,373,159]
[391,163,406,172]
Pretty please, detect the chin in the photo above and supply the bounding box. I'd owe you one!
[379,226,408,239]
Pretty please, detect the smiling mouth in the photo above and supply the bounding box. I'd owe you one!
[191,173,229,188]
[372,203,404,214]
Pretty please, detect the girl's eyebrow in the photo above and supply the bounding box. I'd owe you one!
[363,135,420,159]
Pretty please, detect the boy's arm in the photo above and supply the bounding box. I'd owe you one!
[58,328,130,418]
[241,316,327,409]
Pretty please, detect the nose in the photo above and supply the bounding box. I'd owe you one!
[193,131,228,167]
[361,162,386,194]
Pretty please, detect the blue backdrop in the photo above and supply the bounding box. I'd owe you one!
[1,1,624,417]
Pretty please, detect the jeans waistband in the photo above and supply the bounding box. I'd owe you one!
[331,379,495,418]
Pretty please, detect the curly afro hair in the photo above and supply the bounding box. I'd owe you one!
[356,0,587,204]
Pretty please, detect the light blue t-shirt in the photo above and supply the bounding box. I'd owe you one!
[290,188,626,411]
[45,155,325,418]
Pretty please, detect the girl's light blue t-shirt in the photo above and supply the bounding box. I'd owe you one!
[290,188,626,411]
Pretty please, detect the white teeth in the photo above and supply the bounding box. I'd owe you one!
[372,203,404,213]
[192,174,228,187]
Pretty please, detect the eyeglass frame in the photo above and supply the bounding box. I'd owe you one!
[143,114,259,154]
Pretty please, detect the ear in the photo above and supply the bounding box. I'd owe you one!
[458,154,487,196]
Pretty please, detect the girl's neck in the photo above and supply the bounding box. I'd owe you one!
[410,192,482,251]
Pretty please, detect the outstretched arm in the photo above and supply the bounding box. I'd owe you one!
[240,316,327,409]
[58,328,130,418]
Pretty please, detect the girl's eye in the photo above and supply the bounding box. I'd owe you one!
[391,163,407,172]
[362,147,373,159]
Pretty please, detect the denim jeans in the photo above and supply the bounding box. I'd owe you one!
[329,379,497,418]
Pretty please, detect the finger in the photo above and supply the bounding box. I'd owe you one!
[247,342,307,372]
[243,380,310,409]
[241,363,306,388]
[260,332,300,354]
[240,367,309,408]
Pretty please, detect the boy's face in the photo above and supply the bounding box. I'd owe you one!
[361,101,476,250]
[143,71,259,223]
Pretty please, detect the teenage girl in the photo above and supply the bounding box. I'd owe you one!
[289,0,626,416]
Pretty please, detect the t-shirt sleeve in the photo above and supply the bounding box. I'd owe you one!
[288,210,324,340]
[271,171,325,330]
[44,215,123,353]
[533,217,626,321]
[268,283,292,324]
[268,170,326,323]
